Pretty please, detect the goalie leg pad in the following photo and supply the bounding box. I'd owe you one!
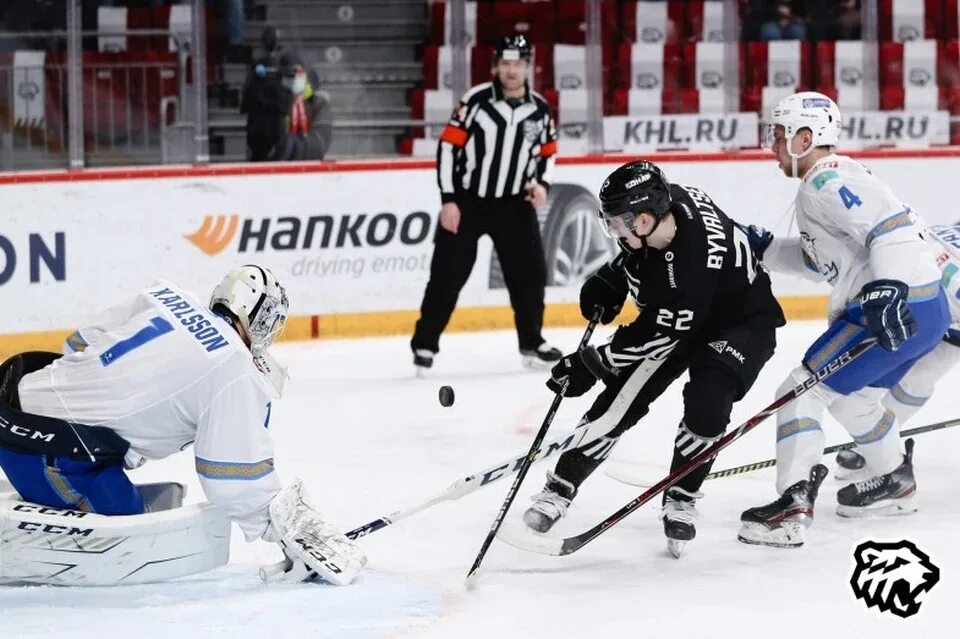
[0,487,230,585]
[266,479,367,586]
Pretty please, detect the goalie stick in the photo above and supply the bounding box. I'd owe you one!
[496,339,875,557]
[605,415,960,487]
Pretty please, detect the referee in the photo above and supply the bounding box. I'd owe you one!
[411,34,562,373]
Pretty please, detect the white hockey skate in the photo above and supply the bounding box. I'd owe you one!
[661,487,701,558]
[522,471,577,533]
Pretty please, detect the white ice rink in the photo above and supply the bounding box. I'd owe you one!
[2,321,958,638]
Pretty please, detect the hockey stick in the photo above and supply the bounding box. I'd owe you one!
[496,338,876,557]
[343,410,617,540]
[465,311,602,585]
[606,415,960,487]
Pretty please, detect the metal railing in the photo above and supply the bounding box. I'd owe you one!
[0,6,203,170]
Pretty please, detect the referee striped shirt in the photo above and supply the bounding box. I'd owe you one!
[437,81,557,203]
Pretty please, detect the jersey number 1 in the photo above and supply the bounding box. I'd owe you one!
[100,316,174,367]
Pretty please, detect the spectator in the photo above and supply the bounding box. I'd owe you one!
[279,66,333,161]
[833,0,862,40]
[240,26,290,161]
[806,0,861,41]
[758,1,806,41]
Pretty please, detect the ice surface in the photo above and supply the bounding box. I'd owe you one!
[2,322,957,638]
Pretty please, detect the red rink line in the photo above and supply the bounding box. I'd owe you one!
[2,147,959,185]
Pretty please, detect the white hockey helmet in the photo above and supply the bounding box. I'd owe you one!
[763,91,842,152]
[210,265,289,354]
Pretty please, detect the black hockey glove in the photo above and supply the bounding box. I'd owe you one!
[735,223,774,261]
[546,346,604,397]
[579,263,628,324]
[859,279,918,352]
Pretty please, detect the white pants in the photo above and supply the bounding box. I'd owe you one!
[775,342,960,493]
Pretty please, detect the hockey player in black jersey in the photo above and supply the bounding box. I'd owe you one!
[522,160,786,557]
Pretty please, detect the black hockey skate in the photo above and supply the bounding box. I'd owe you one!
[412,349,434,377]
[661,487,701,558]
[522,471,577,533]
[834,447,866,480]
[836,439,917,518]
[738,464,828,548]
[520,343,563,370]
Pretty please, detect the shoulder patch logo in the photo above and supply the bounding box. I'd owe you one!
[812,169,840,191]
[708,340,727,354]
[850,539,940,619]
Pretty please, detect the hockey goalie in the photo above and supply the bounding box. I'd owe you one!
[0,265,365,586]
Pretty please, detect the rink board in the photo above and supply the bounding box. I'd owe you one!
[1,148,956,357]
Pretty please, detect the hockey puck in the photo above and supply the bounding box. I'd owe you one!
[438,385,455,407]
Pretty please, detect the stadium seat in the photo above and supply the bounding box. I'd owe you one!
[687,0,729,42]
[743,41,812,90]
[555,0,618,45]
[477,2,555,45]
[615,43,682,93]
[814,41,877,111]
[429,0,478,45]
[878,0,941,42]
[879,40,940,94]
[621,1,682,44]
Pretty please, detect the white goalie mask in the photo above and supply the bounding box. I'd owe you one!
[210,265,289,355]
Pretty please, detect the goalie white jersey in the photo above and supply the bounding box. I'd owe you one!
[764,154,941,320]
[16,280,282,540]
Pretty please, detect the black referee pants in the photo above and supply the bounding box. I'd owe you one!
[412,194,547,354]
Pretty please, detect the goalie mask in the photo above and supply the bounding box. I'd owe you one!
[210,265,289,354]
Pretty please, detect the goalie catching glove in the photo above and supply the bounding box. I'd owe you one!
[260,479,367,585]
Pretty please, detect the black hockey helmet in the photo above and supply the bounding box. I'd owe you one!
[494,34,533,64]
[597,160,673,248]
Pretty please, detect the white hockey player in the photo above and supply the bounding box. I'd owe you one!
[736,91,951,548]
[835,224,960,475]
[0,265,365,585]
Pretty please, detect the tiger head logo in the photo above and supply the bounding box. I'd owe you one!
[850,539,940,619]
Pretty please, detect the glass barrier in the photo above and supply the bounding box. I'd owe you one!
[1,1,959,170]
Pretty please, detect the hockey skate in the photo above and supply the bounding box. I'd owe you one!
[522,471,577,533]
[836,439,917,518]
[412,349,434,377]
[834,447,867,480]
[520,343,562,369]
[661,487,701,558]
[738,464,828,548]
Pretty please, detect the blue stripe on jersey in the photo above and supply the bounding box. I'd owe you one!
[196,457,275,480]
[865,209,913,247]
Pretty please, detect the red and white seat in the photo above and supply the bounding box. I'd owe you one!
[622,1,679,44]
[815,41,877,111]
[554,44,586,91]
[429,0,478,45]
[878,0,941,42]
[688,0,728,43]
[684,42,731,112]
[477,2,555,45]
[879,39,940,110]
[742,41,812,116]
